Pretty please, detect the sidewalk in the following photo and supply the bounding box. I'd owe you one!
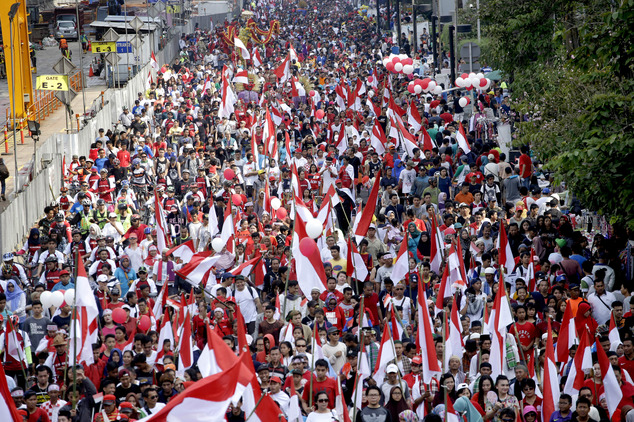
[0,85,106,212]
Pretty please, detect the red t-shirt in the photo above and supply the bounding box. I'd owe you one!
[519,154,532,178]
[362,293,380,326]
[301,375,337,409]
[618,355,634,380]
[510,321,538,350]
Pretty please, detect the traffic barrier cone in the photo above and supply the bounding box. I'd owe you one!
[89,65,94,77]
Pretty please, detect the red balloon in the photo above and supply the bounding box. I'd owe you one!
[402,58,413,65]
[232,194,242,206]
[386,62,395,72]
[460,73,469,79]
[299,237,318,256]
[479,78,487,88]
[309,90,316,97]
[421,79,430,90]
[466,86,473,91]
[223,168,235,180]
[276,207,288,220]
[407,84,415,93]
[315,109,325,119]
[138,315,151,331]
[391,57,401,65]
[368,76,374,83]
[466,98,471,105]
[112,308,127,324]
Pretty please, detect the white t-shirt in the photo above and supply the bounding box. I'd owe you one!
[244,161,258,186]
[399,168,417,194]
[234,286,258,323]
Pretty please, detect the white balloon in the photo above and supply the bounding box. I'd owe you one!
[463,78,472,87]
[459,97,468,107]
[403,64,414,75]
[427,81,437,92]
[394,62,403,72]
[414,85,422,94]
[468,72,477,79]
[470,77,480,88]
[64,289,76,305]
[382,58,390,67]
[455,77,464,87]
[476,72,485,79]
[40,291,52,308]
[368,90,375,98]
[484,79,491,90]
[398,54,408,60]
[306,218,323,239]
[212,238,225,253]
[270,197,282,210]
[433,85,443,94]
[50,291,64,308]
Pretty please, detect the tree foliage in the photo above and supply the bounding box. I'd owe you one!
[483,0,634,229]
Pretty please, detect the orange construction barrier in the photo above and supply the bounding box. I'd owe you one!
[3,124,8,154]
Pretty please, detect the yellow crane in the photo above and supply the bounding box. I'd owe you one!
[0,1,34,122]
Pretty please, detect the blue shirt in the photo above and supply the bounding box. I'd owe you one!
[549,410,572,422]
[51,280,75,292]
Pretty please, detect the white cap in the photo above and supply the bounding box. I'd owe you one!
[97,274,109,282]
[386,364,399,374]
[484,267,496,275]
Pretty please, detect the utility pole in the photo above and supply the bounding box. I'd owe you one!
[75,0,86,116]
[9,2,20,193]
[395,0,401,48]
[412,1,417,55]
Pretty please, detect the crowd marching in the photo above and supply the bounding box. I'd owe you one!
[1,0,633,422]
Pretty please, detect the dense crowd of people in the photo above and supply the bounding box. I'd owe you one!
[1,0,634,422]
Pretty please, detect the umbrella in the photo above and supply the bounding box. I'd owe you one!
[484,70,503,81]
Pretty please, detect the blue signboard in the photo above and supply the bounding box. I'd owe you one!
[116,42,132,54]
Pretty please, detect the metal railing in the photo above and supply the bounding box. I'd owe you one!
[27,69,84,124]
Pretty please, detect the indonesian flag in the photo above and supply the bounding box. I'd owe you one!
[208,199,219,237]
[68,256,100,365]
[263,108,278,160]
[270,105,283,126]
[390,306,405,341]
[252,48,263,67]
[372,321,396,383]
[335,376,352,422]
[445,397,461,422]
[177,254,221,287]
[541,319,560,422]
[228,256,263,277]
[234,37,250,59]
[488,272,514,378]
[370,120,388,154]
[429,213,444,273]
[154,192,171,251]
[335,127,348,155]
[597,333,623,417]
[390,232,410,283]
[198,322,238,377]
[526,247,537,292]
[218,66,236,119]
[563,329,592,395]
[287,380,302,422]
[152,281,169,320]
[496,222,515,275]
[155,309,174,364]
[353,172,381,243]
[292,76,306,97]
[201,76,212,96]
[3,319,26,365]
[420,126,436,153]
[608,311,621,346]
[382,294,393,312]
[456,122,471,153]
[449,241,469,291]
[391,115,419,157]
[292,217,327,295]
[555,304,577,362]
[232,70,249,84]
[150,51,159,71]
[0,364,21,422]
[407,101,422,133]
[166,240,195,263]
[417,286,441,383]
[444,295,464,368]
[434,265,452,316]
[346,238,369,282]
[351,338,372,411]
[176,310,194,373]
[142,354,245,422]
[274,54,291,84]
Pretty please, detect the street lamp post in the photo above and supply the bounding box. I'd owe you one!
[75,0,86,116]
[8,2,20,194]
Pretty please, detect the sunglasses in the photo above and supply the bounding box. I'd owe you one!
[317,399,329,403]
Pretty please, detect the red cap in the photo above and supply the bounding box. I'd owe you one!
[335,179,342,184]
[119,401,134,409]
[103,394,116,403]
[270,376,282,384]
[412,356,422,365]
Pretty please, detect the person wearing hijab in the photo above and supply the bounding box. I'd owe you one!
[18,227,41,263]
[5,279,26,321]
[454,396,484,422]
[114,255,137,296]
[398,409,420,422]
[385,386,411,422]
[105,348,123,376]
[407,223,423,263]
[575,301,598,339]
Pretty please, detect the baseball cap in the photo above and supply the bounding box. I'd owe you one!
[386,364,399,374]
[270,376,282,384]
[103,394,116,404]
[484,267,496,275]
[97,274,108,283]
[412,356,422,365]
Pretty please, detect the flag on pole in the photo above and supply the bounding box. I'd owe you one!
[150,51,159,71]
[390,232,410,283]
[234,37,250,59]
[416,284,441,383]
[0,363,21,422]
[563,329,593,396]
[69,256,100,365]
[555,305,577,362]
[456,122,471,153]
[372,321,396,384]
[496,222,515,275]
[596,333,623,417]
[541,319,560,422]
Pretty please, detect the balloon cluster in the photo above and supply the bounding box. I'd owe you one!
[407,78,443,95]
[382,54,415,75]
[455,72,491,91]
[458,97,471,107]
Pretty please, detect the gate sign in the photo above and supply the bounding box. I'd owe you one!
[91,41,117,53]
[36,75,69,91]
[116,41,132,54]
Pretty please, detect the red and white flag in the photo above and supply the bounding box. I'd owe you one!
[155,309,174,364]
[346,238,369,282]
[176,310,194,373]
[390,232,410,283]
[177,254,221,287]
[447,242,468,292]
[69,256,100,365]
[353,172,381,243]
[487,272,514,378]
[0,364,21,422]
[416,285,441,383]
[150,51,159,71]
[429,213,443,273]
[496,222,515,275]
[456,122,471,153]
[420,126,436,153]
[201,76,212,96]
[252,48,263,67]
[444,295,464,368]
[228,256,263,277]
[608,311,621,346]
[555,304,577,362]
[198,322,238,377]
[291,210,327,295]
[142,354,246,422]
[218,66,236,118]
[597,333,623,417]
[352,338,372,410]
[372,321,396,383]
[274,54,291,84]
[233,37,250,60]
[208,198,219,237]
[370,120,388,154]
[232,70,249,84]
[407,101,422,133]
[563,329,593,396]
[541,319,560,422]
[287,380,302,422]
[166,240,195,263]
